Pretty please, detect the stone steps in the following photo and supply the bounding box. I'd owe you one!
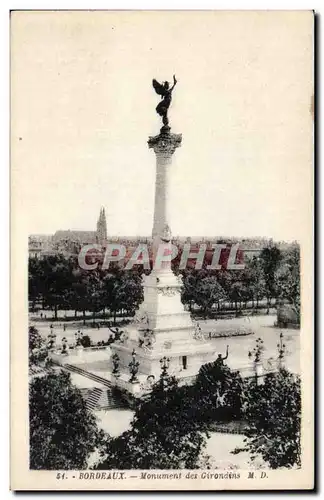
[85,387,129,411]
[64,363,112,387]
[62,365,128,410]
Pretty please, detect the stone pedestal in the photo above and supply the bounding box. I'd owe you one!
[255,361,265,385]
[110,127,215,395]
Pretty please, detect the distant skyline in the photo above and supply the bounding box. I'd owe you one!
[12,11,313,242]
[29,227,296,244]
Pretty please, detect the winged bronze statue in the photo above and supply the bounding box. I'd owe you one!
[152,75,177,127]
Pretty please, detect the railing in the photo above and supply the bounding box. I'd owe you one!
[208,421,248,435]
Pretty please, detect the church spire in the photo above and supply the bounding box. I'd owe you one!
[96,206,107,245]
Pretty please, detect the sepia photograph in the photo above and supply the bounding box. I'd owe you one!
[10,10,314,490]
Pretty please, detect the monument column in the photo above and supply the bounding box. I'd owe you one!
[109,76,214,396]
[148,126,182,267]
[150,127,182,239]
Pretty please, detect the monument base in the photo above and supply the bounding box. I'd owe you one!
[110,268,216,395]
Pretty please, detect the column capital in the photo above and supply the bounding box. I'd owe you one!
[148,127,182,156]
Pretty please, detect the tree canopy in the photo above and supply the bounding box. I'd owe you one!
[95,360,248,470]
[235,369,301,468]
[95,375,209,469]
[29,243,299,321]
[29,371,103,469]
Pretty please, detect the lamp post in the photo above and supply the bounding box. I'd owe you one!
[61,337,68,355]
[47,332,56,350]
[251,337,264,385]
[112,353,120,378]
[277,332,286,370]
[160,356,170,377]
[129,349,140,384]
[252,338,264,363]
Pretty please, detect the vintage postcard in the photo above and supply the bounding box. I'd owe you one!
[11,10,314,490]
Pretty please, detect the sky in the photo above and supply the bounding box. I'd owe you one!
[11,11,313,241]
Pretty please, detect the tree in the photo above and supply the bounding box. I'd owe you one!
[195,360,243,422]
[195,275,226,318]
[228,281,245,316]
[29,371,102,469]
[39,255,75,319]
[235,369,301,468]
[115,271,143,318]
[96,375,209,469]
[245,258,266,311]
[71,269,92,324]
[275,245,300,322]
[28,257,41,311]
[260,245,282,313]
[102,269,143,325]
[181,270,199,312]
[80,334,91,348]
[29,326,48,366]
[84,270,104,322]
[29,325,43,351]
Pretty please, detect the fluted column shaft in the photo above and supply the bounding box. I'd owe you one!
[148,128,182,232]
